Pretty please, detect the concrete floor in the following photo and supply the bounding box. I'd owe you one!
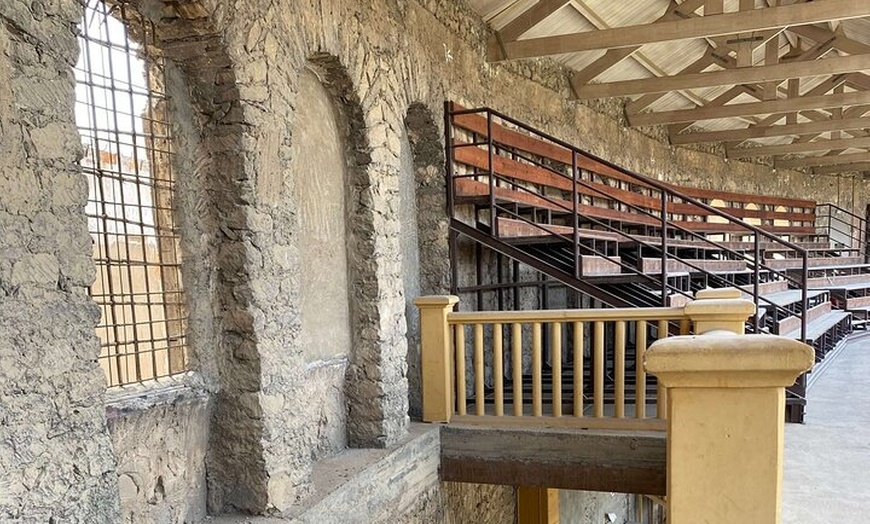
[783,333,870,523]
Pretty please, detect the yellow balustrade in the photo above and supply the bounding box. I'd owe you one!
[415,288,755,428]
[635,320,647,419]
[417,290,807,524]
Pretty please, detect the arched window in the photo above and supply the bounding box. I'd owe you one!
[75,0,188,386]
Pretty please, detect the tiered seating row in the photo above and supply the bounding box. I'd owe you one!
[450,103,819,241]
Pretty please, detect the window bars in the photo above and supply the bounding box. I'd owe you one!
[75,0,188,386]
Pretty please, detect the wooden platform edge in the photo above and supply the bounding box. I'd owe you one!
[440,423,667,495]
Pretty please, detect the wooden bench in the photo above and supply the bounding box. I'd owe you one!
[758,289,827,309]
[782,310,852,360]
[455,176,816,239]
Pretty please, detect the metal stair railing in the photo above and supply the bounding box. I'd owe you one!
[816,202,869,263]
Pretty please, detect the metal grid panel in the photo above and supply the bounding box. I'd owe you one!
[75,0,188,386]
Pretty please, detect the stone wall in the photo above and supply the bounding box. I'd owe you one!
[443,482,517,524]
[560,490,635,524]
[0,3,120,522]
[1,0,868,522]
[107,386,211,524]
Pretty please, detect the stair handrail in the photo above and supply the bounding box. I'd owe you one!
[816,202,868,262]
[447,103,810,341]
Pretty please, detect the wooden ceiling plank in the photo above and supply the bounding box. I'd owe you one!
[705,0,723,16]
[498,0,571,42]
[669,116,870,144]
[569,0,704,87]
[625,51,717,114]
[666,85,760,135]
[574,52,870,100]
[728,136,870,158]
[776,151,870,169]
[490,0,870,61]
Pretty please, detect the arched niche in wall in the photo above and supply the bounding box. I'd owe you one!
[290,64,352,457]
[400,102,445,419]
[294,67,353,365]
[290,54,395,450]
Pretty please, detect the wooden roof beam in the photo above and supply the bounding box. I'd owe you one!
[814,162,870,175]
[789,24,870,56]
[669,74,850,141]
[662,26,823,124]
[625,51,718,114]
[665,85,761,134]
[488,0,870,61]
[497,0,571,43]
[800,104,870,138]
[721,74,848,145]
[631,83,870,127]
[569,0,709,109]
[728,136,870,158]
[574,53,870,100]
[776,151,870,169]
[670,115,870,145]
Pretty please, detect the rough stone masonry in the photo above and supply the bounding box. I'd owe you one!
[0,0,867,522]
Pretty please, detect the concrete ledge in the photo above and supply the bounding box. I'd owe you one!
[209,424,441,523]
[105,372,210,417]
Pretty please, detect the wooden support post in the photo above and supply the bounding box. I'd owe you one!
[414,295,459,422]
[689,288,755,334]
[518,487,559,524]
[645,334,813,524]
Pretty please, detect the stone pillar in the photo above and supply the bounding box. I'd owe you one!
[645,334,813,524]
[414,295,459,423]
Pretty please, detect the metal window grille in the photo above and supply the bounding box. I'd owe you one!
[75,0,188,386]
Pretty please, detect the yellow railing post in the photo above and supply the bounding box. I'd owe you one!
[687,288,755,334]
[645,334,814,524]
[414,295,459,423]
[517,487,559,524]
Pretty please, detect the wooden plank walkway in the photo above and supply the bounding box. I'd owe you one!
[783,332,870,523]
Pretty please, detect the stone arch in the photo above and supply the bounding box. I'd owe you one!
[293,53,401,449]
[75,0,267,514]
[400,102,447,418]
